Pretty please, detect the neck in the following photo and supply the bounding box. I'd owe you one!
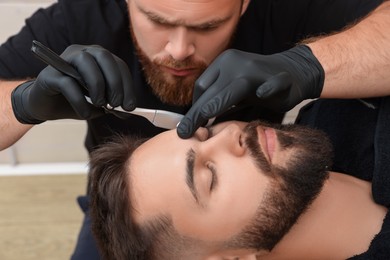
[262,172,388,260]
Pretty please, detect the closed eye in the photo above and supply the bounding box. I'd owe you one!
[206,162,218,192]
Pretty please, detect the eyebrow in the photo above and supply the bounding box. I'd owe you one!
[186,148,200,205]
[138,6,232,30]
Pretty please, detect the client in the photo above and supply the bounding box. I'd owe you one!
[88,120,389,260]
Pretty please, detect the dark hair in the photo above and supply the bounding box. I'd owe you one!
[89,134,149,259]
[88,135,200,260]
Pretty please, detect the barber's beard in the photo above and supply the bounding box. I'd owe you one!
[227,121,333,251]
[130,31,207,106]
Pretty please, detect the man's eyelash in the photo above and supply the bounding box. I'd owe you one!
[207,163,217,191]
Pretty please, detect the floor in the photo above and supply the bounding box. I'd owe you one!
[0,174,87,260]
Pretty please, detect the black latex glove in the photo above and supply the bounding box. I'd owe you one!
[11,44,135,124]
[177,45,324,138]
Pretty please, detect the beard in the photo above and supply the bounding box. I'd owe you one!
[130,29,208,106]
[225,120,333,251]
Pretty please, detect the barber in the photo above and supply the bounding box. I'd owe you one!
[1,0,389,259]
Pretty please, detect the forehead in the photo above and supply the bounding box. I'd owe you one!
[128,130,189,220]
[132,0,241,18]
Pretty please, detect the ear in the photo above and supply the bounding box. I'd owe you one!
[240,0,251,16]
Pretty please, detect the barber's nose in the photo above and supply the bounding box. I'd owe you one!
[165,27,195,61]
[201,124,245,157]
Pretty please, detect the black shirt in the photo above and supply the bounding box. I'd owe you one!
[0,0,383,152]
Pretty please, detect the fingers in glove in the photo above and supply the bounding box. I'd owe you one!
[85,48,124,108]
[177,112,208,139]
[200,78,250,119]
[193,67,220,103]
[255,72,299,111]
[255,72,291,98]
[177,78,249,139]
[115,56,136,111]
[178,79,224,138]
[56,77,103,119]
[68,51,106,107]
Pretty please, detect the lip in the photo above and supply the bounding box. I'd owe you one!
[257,126,276,162]
[161,66,197,77]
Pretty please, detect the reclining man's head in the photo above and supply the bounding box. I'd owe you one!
[89,120,333,260]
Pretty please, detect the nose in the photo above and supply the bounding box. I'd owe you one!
[200,124,245,157]
[165,27,195,61]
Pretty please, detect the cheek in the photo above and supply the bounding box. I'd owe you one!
[195,17,240,63]
[215,156,267,210]
[175,158,267,241]
[194,29,234,64]
[214,157,267,209]
[130,15,167,58]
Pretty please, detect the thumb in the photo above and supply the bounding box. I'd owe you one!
[176,114,207,139]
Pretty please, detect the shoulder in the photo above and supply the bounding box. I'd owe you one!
[56,0,130,49]
[243,0,382,23]
[58,0,127,12]
[57,0,127,24]
[235,0,383,53]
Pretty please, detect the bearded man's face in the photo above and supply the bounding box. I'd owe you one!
[127,0,248,105]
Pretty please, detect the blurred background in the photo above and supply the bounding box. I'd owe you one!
[0,1,88,259]
[0,0,89,170]
[0,1,305,259]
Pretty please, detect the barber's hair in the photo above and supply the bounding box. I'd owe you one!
[89,134,200,260]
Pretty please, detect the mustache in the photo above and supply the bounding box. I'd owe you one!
[153,56,207,70]
[243,121,272,173]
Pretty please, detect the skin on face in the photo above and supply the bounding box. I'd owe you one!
[128,0,250,76]
[129,121,295,245]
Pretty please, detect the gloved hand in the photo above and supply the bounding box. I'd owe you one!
[11,44,135,124]
[177,45,324,138]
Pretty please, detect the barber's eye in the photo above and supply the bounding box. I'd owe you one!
[192,26,218,33]
[150,19,173,29]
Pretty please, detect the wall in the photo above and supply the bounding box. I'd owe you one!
[0,0,88,174]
